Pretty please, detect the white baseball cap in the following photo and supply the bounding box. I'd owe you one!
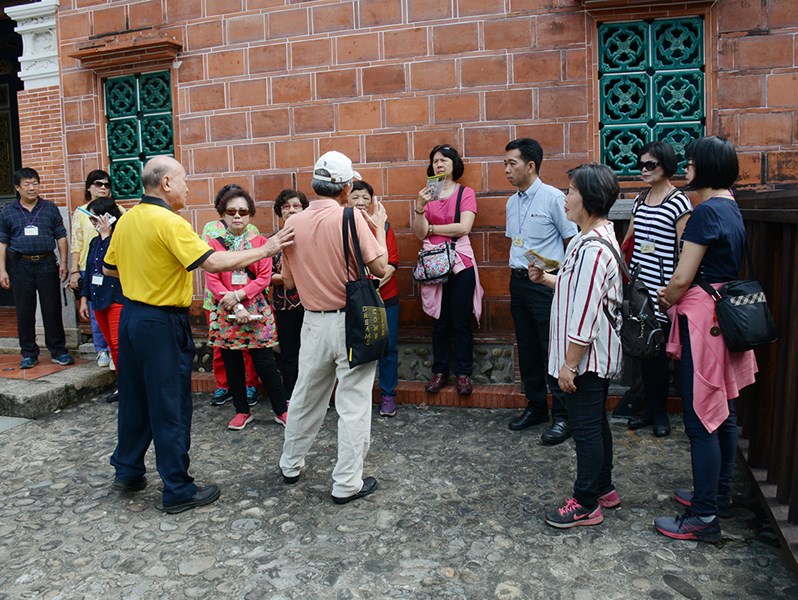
[313,151,361,184]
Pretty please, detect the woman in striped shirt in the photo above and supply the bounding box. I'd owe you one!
[529,163,623,529]
[624,142,692,436]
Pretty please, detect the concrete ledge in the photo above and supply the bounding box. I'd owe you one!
[0,362,116,419]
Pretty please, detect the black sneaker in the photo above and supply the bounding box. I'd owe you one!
[209,387,230,406]
[544,497,604,528]
[654,511,721,543]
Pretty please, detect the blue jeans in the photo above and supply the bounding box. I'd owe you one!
[678,316,737,516]
[379,302,399,396]
[567,372,613,509]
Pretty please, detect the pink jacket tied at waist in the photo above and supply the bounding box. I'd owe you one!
[419,237,484,322]
[666,284,758,433]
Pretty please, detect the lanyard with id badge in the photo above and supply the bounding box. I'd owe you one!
[512,189,537,248]
[19,202,42,237]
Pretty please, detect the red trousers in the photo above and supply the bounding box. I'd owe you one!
[206,310,258,388]
[94,303,123,371]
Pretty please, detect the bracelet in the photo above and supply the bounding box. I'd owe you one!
[234,290,241,301]
[414,208,425,215]
[564,362,578,375]
[70,271,79,275]
[428,224,435,235]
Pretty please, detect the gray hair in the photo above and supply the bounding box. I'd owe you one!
[141,157,172,191]
[312,169,349,198]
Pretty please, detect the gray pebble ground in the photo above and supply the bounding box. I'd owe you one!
[1,394,797,599]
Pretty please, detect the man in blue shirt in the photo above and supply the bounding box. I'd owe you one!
[504,139,576,445]
[0,168,73,368]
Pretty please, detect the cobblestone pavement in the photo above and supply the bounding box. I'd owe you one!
[1,394,797,599]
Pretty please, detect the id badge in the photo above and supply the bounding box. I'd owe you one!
[512,236,524,247]
[92,274,104,286]
[231,271,248,285]
[640,240,656,254]
[24,225,39,236]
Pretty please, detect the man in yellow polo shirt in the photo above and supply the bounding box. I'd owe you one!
[103,155,293,514]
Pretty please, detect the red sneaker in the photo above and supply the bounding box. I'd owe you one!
[228,412,253,431]
[544,497,604,528]
[598,489,621,509]
[274,412,287,427]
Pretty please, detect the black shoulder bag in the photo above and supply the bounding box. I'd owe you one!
[343,207,389,368]
[696,242,777,353]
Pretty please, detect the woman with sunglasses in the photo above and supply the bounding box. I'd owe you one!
[412,144,484,396]
[654,137,757,543]
[623,142,692,437]
[78,197,124,399]
[201,184,261,408]
[69,170,119,368]
[206,188,288,431]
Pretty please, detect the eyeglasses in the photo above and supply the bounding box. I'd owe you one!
[685,161,695,168]
[92,181,111,189]
[637,160,661,171]
[224,208,250,217]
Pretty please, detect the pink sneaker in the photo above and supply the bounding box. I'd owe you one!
[228,412,253,431]
[274,412,287,427]
[544,497,604,528]
[598,489,621,509]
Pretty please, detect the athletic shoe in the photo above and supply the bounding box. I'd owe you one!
[674,488,733,518]
[109,357,116,371]
[247,386,259,406]
[19,357,38,369]
[654,511,721,543]
[228,412,253,431]
[51,354,74,366]
[210,387,230,406]
[274,412,288,427]
[97,350,110,368]
[544,497,604,528]
[379,395,397,417]
[598,489,621,509]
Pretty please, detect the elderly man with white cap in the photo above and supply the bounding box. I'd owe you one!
[278,151,388,504]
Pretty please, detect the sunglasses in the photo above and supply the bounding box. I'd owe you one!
[92,181,111,188]
[637,160,661,171]
[224,208,250,217]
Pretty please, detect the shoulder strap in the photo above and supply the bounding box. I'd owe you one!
[342,207,367,282]
[214,235,257,280]
[214,236,229,250]
[590,236,633,283]
[451,185,464,244]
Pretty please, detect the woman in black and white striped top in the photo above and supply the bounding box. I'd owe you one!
[623,142,692,437]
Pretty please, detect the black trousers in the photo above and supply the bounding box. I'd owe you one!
[274,309,304,399]
[8,254,67,359]
[432,267,475,377]
[509,275,568,421]
[639,321,672,422]
[221,346,287,416]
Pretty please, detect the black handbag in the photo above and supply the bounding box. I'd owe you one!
[696,245,777,352]
[592,237,665,358]
[342,207,389,368]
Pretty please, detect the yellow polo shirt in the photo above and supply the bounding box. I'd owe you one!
[104,196,213,307]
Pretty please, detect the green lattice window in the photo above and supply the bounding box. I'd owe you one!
[104,71,174,199]
[598,17,705,177]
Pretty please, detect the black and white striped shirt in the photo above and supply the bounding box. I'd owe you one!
[630,190,692,322]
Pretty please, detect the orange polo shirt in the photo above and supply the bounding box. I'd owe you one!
[280,199,385,311]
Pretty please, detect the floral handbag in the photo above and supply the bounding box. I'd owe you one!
[412,186,464,285]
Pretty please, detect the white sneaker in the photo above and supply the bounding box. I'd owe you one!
[109,357,115,371]
[97,350,110,368]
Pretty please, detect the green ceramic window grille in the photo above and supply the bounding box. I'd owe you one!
[104,71,174,199]
[598,17,705,177]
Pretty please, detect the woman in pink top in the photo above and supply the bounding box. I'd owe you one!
[412,144,484,396]
[206,188,288,431]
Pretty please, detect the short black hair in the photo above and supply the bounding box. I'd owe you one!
[273,188,309,217]
[86,197,122,230]
[14,167,39,186]
[217,188,255,217]
[567,163,619,218]
[685,136,739,191]
[214,183,243,212]
[84,169,112,201]
[350,180,374,198]
[637,141,678,178]
[427,144,465,181]
[505,138,543,174]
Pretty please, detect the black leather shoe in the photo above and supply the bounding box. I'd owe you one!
[508,409,548,431]
[628,415,653,430]
[332,476,378,505]
[282,470,301,485]
[112,476,147,492]
[541,420,572,446]
[104,389,119,403]
[653,424,671,437]
[164,484,220,514]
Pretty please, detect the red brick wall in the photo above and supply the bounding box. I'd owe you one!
[47,0,798,338]
[17,86,68,207]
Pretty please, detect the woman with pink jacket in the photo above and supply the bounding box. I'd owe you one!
[655,136,758,543]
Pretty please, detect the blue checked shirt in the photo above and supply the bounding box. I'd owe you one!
[0,197,68,255]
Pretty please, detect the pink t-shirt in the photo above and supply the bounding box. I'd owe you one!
[280,199,385,311]
[425,184,477,268]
